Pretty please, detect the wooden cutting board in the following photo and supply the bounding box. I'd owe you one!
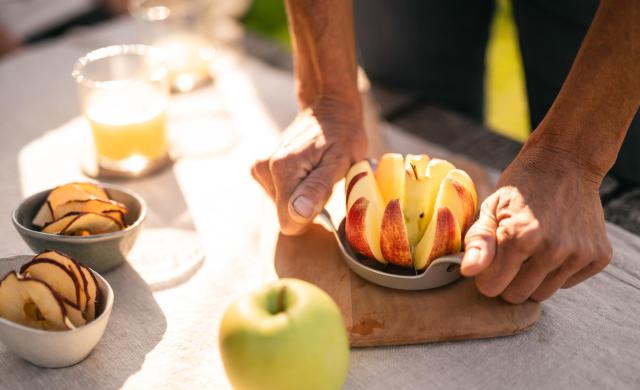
[274,224,541,347]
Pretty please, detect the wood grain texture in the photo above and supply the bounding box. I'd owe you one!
[274,224,540,347]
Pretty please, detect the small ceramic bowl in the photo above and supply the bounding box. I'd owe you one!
[12,184,146,273]
[0,255,114,368]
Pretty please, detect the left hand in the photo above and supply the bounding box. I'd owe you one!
[460,144,613,303]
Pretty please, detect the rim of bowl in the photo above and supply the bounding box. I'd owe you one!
[0,267,114,334]
[11,184,147,242]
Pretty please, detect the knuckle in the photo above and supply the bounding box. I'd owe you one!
[301,176,331,199]
[500,288,529,304]
[475,276,501,298]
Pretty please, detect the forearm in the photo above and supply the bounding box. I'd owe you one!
[525,0,640,180]
[284,0,361,117]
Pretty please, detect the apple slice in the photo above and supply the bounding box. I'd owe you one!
[375,153,405,205]
[434,172,477,234]
[79,266,99,321]
[52,198,127,221]
[20,260,81,307]
[32,202,54,228]
[403,155,432,246]
[447,169,478,217]
[380,199,413,267]
[61,298,86,327]
[41,214,78,234]
[0,272,73,331]
[414,206,461,270]
[103,210,126,227]
[416,159,456,234]
[34,250,88,312]
[61,212,122,236]
[47,183,108,213]
[345,197,386,264]
[345,160,384,212]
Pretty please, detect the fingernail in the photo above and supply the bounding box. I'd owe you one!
[292,196,315,219]
[465,247,480,265]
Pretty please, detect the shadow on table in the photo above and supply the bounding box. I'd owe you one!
[1,263,167,389]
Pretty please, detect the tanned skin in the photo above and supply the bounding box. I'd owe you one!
[251,0,639,303]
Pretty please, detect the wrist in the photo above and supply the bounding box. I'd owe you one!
[518,130,607,187]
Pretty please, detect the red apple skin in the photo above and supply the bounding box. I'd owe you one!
[380,200,413,267]
[346,171,368,201]
[452,180,476,234]
[430,207,460,260]
[346,197,376,259]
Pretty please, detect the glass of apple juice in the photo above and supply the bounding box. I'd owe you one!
[73,44,170,178]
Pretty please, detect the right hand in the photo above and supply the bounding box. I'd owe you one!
[251,98,367,236]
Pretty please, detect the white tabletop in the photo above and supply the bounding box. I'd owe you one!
[0,17,639,390]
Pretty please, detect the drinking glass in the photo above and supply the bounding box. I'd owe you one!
[72,44,171,178]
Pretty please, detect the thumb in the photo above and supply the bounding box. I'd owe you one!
[288,158,346,224]
[461,192,499,276]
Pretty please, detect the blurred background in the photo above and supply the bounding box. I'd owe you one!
[0,0,529,142]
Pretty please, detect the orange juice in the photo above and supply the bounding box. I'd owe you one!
[85,82,168,162]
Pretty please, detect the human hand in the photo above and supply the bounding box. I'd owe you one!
[460,145,613,303]
[251,99,367,235]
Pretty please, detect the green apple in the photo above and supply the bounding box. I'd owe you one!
[219,278,350,390]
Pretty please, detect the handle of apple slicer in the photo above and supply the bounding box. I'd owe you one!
[316,209,339,236]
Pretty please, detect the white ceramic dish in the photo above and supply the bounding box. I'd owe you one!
[0,255,114,368]
[317,209,463,290]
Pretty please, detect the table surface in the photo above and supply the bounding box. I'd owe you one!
[1,17,639,390]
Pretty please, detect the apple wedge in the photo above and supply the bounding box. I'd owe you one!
[47,182,108,213]
[79,266,99,321]
[52,198,127,221]
[434,172,477,234]
[346,197,386,264]
[414,206,461,270]
[447,169,478,217]
[0,272,73,331]
[34,250,88,312]
[416,159,456,234]
[41,214,78,234]
[61,298,87,327]
[32,202,54,228]
[403,156,432,246]
[346,161,384,212]
[375,153,405,205]
[61,212,122,236]
[20,260,81,308]
[380,199,413,267]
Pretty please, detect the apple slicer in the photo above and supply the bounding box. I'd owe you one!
[317,209,463,291]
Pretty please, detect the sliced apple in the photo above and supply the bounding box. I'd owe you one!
[103,210,126,227]
[447,169,478,216]
[62,298,86,327]
[32,202,54,228]
[414,206,461,270]
[345,161,384,212]
[79,266,99,321]
[61,212,122,236]
[380,199,413,267]
[416,159,456,234]
[41,214,78,234]
[47,182,108,213]
[20,260,81,307]
[345,197,386,264]
[34,250,88,312]
[404,154,430,177]
[434,173,477,234]
[374,153,405,205]
[52,198,127,221]
[0,272,73,331]
[403,155,432,246]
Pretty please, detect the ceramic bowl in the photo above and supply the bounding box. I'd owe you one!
[0,255,114,368]
[12,184,146,273]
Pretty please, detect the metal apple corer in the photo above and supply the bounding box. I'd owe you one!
[317,209,463,291]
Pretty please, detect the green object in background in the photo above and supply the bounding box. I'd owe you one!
[242,0,530,142]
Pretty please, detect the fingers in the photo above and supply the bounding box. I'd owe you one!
[251,158,276,200]
[461,193,499,276]
[500,249,566,304]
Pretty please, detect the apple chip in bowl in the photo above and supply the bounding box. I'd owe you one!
[32,182,128,236]
[345,153,478,272]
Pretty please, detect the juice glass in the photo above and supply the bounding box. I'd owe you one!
[73,44,170,177]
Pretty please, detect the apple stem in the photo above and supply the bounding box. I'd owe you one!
[276,286,287,314]
[410,163,418,179]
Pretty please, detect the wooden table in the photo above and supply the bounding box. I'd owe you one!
[0,17,639,389]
